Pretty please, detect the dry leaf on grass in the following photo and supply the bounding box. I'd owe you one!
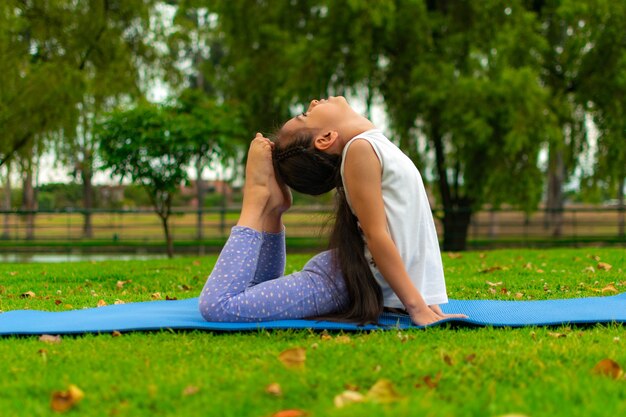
[592,358,624,380]
[272,410,307,417]
[265,383,282,396]
[601,283,618,293]
[21,291,36,298]
[182,385,200,396]
[151,292,162,300]
[447,253,463,259]
[366,379,403,403]
[442,354,454,366]
[597,262,612,271]
[334,390,365,408]
[481,266,503,274]
[415,372,442,389]
[111,331,122,337]
[335,335,352,344]
[51,384,84,412]
[465,353,476,363]
[486,281,503,287]
[114,299,125,305]
[39,334,61,344]
[278,347,306,369]
[97,300,107,307]
[547,332,567,338]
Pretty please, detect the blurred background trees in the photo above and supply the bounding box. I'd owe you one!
[1,0,624,250]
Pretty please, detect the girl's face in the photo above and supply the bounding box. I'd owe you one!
[281,96,355,133]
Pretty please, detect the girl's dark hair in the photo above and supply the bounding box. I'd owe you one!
[272,127,383,325]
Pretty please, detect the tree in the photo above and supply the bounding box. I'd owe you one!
[0,0,161,238]
[380,0,560,250]
[171,89,244,240]
[97,97,239,257]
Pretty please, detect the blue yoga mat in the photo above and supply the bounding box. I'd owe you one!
[1,293,625,335]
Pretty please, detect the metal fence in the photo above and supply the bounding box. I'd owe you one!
[0,206,624,248]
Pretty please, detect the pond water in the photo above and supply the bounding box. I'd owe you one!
[0,253,171,263]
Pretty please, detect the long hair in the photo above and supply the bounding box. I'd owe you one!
[272,128,383,324]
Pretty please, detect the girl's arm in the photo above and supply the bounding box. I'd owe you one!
[343,140,464,326]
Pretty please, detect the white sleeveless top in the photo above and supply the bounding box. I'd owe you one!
[339,129,448,308]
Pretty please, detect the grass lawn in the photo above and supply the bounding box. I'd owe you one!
[0,248,624,417]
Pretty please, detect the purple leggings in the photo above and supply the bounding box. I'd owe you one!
[198,226,349,322]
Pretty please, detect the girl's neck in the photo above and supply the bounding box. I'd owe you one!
[338,119,377,149]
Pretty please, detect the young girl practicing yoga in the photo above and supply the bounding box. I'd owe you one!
[198,96,466,326]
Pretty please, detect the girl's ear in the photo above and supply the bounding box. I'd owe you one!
[313,130,339,152]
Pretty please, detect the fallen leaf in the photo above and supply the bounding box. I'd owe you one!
[523,263,533,269]
[486,281,503,287]
[583,266,595,274]
[272,410,307,417]
[265,383,282,396]
[481,266,503,274]
[64,304,73,309]
[344,383,360,391]
[590,254,601,261]
[50,384,84,412]
[192,260,201,266]
[97,299,107,307]
[598,262,613,271]
[447,253,463,259]
[111,331,122,337]
[116,280,127,289]
[602,283,619,293]
[151,292,162,300]
[10,271,18,276]
[334,390,365,408]
[465,353,476,363]
[39,335,61,344]
[443,354,454,366]
[114,299,125,305]
[536,269,545,273]
[515,292,524,299]
[54,299,62,305]
[423,372,442,389]
[320,332,332,341]
[182,385,200,396]
[479,253,487,259]
[335,335,352,344]
[547,332,567,338]
[278,347,306,369]
[21,291,36,298]
[165,295,178,300]
[592,358,623,380]
[366,379,403,403]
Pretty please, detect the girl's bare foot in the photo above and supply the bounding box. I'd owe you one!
[267,167,292,215]
[244,133,274,190]
[237,134,275,230]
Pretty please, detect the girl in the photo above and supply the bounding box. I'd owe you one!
[198,96,466,326]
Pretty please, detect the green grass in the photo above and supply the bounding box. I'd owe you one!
[0,248,625,417]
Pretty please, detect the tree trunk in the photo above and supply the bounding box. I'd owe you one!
[195,157,204,241]
[618,176,625,238]
[160,214,174,258]
[2,161,11,239]
[545,148,565,237]
[488,208,498,238]
[442,198,473,251]
[81,159,94,238]
[21,159,36,240]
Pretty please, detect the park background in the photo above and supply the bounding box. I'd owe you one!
[1,2,626,417]
[1,0,625,259]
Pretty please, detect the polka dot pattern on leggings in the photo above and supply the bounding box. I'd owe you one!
[198,226,349,322]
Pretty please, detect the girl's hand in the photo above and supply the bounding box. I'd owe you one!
[408,304,468,326]
[429,304,468,321]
